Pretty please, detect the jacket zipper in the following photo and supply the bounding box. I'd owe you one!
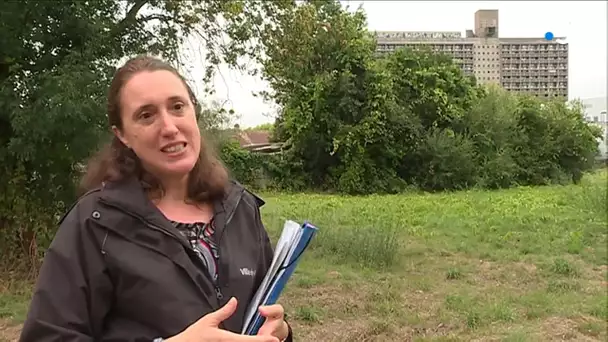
[145,222,227,304]
[213,191,243,305]
[199,222,224,302]
[148,220,224,303]
[98,199,224,302]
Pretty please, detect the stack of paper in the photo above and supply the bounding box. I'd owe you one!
[241,220,319,335]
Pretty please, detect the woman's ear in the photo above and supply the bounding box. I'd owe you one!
[112,125,130,149]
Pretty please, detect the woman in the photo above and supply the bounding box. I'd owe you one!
[19,56,292,342]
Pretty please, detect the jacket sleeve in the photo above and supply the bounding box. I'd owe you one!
[20,201,113,342]
[252,194,293,342]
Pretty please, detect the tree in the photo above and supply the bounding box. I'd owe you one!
[0,0,295,270]
[511,96,601,185]
[380,47,482,131]
[255,0,484,193]
[256,0,399,193]
[378,47,483,187]
[458,84,521,189]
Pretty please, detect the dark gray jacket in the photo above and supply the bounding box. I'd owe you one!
[20,177,292,341]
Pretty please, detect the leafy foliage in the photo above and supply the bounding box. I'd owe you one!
[0,0,295,271]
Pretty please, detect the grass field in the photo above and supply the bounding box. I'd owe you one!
[1,171,607,341]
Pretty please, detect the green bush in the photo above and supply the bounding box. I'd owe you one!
[415,128,480,191]
[218,140,264,188]
[218,139,308,192]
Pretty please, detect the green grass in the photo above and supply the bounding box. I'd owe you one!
[260,170,607,341]
[1,171,606,341]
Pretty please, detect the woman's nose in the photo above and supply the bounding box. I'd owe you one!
[159,112,179,136]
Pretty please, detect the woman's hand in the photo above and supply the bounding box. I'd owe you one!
[256,304,289,341]
[166,297,279,342]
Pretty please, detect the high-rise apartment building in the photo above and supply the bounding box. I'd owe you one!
[375,10,569,99]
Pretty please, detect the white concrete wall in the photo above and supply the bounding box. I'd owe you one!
[581,97,607,123]
[581,97,608,159]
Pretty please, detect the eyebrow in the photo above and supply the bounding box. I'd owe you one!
[167,95,186,103]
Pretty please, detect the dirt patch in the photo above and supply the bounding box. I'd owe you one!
[472,259,541,291]
[478,260,537,274]
[515,261,538,274]
[283,281,371,320]
[590,265,607,280]
[578,264,608,293]
[289,317,428,342]
[289,319,369,341]
[0,319,21,342]
[539,316,602,341]
[282,278,452,341]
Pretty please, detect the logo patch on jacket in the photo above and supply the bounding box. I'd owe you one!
[240,267,256,277]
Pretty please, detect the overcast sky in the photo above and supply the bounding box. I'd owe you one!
[187,1,607,128]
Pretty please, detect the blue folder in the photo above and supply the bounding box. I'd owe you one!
[242,220,319,335]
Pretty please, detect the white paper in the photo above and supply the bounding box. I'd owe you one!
[241,220,301,332]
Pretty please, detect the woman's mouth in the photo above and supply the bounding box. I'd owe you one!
[161,142,187,154]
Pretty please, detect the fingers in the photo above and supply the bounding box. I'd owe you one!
[256,323,278,337]
[258,304,284,319]
[253,336,280,342]
[200,297,238,326]
[257,304,285,336]
[244,334,280,342]
[217,329,279,342]
[242,334,279,342]
[256,319,274,336]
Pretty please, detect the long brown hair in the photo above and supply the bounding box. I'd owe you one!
[80,55,229,202]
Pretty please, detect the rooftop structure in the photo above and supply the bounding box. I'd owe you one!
[375,10,569,100]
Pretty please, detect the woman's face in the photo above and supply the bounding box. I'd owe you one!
[113,70,201,181]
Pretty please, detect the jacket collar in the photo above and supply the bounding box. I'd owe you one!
[98,176,245,230]
[99,177,161,223]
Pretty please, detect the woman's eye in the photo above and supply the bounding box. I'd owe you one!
[140,112,152,120]
[173,102,185,111]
